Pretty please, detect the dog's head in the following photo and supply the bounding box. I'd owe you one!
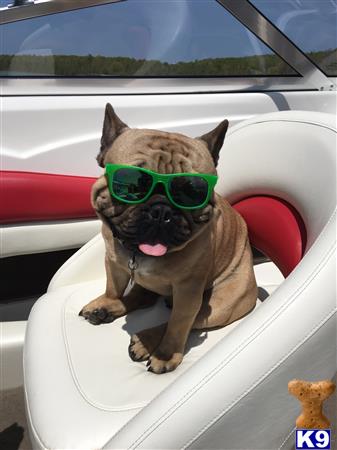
[92,103,229,256]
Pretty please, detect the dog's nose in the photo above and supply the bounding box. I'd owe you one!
[149,204,172,223]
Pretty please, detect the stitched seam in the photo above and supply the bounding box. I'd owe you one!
[127,242,335,447]
[61,289,147,412]
[48,233,102,291]
[184,309,336,449]
[278,427,296,450]
[302,210,336,259]
[124,238,335,449]
[23,331,50,450]
[49,233,100,285]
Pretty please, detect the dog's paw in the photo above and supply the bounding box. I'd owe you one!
[91,176,110,211]
[128,335,151,362]
[79,307,115,325]
[79,295,126,325]
[147,352,183,374]
[128,324,166,362]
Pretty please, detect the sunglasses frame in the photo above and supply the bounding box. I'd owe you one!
[105,164,218,210]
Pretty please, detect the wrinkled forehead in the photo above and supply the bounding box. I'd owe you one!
[108,129,216,174]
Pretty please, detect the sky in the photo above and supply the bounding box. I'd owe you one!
[1,0,336,62]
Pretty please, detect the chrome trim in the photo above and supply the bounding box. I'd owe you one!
[0,0,123,24]
[216,0,336,91]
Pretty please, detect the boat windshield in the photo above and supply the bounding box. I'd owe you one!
[250,0,337,76]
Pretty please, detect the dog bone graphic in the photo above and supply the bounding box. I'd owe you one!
[288,379,336,429]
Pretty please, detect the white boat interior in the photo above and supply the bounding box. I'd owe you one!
[1,1,336,449]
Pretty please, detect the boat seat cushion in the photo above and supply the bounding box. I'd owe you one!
[24,263,282,450]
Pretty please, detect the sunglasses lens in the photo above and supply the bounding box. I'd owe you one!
[112,168,153,201]
[169,176,209,208]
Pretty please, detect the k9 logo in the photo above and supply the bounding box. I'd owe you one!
[296,429,331,449]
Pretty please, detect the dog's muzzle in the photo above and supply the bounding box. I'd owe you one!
[137,198,184,246]
[148,202,173,224]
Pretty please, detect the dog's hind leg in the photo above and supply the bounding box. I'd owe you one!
[193,246,257,330]
[193,281,257,330]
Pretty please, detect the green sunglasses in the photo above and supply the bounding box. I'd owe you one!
[105,164,218,210]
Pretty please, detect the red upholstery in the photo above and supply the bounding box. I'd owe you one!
[0,171,96,224]
[233,196,306,277]
[0,171,306,276]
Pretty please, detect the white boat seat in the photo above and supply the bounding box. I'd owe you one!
[24,111,336,450]
[25,264,281,450]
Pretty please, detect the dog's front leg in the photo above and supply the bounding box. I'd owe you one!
[79,254,130,325]
[147,282,204,374]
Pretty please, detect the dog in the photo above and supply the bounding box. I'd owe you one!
[79,103,257,374]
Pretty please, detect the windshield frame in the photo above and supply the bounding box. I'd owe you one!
[1,0,335,94]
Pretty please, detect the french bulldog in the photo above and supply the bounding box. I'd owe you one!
[79,103,257,374]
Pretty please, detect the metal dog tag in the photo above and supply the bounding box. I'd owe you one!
[128,253,138,285]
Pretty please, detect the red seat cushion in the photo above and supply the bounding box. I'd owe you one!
[0,171,96,224]
[1,171,306,276]
[233,196,306,277]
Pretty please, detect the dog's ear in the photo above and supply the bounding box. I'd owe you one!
[97,103,129,167]
[198,119,229,166]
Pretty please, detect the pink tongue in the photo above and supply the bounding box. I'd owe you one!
[139,243,168,256]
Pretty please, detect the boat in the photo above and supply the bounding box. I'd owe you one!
[1,1,336,449]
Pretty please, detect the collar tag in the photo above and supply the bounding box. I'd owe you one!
[128,253,138,285]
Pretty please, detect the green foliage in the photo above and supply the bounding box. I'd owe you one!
[0,49,335,77]
[308,49,337,76]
